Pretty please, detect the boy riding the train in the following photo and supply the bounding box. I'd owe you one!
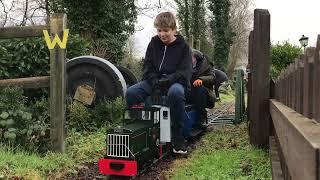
[125,12,192,154]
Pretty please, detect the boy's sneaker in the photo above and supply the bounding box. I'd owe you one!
[173,141,188,154]
[173,148,187,154]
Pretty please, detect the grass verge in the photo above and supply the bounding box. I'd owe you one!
[0,128,106,179]
[166,124,271,180]
[218,92,235,105]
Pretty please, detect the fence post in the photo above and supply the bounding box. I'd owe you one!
[297,58,304,114]
[293,59,299,111]
[248,9,270,148]
[303,48,315,119]
[49,14,67,153]
[285,69,289,106]
[189,35,194,49]
[289,64,294,109]
[235,69,245,124]
[247,31,253,133]
[279,73,283,103]
[196,39,201,50]
[313,35,320,122]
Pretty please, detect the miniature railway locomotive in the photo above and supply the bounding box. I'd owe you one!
[98,88,203,177]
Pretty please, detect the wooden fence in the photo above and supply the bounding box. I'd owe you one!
[248,9,320,180]
[0,14,67,153]
[247,9,270,148]
[271,38,320,180]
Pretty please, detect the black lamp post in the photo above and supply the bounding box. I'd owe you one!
[299,35,309,53]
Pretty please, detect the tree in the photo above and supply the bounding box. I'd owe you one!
[226,0,252,77]
[0,0,47,27]
[270,41,302,80]
[208,0,235,70]
[174,0,214,62]
[49,0,137,63]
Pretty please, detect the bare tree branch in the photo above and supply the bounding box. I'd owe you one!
[0,0,8,27]
[29,6,43,22]
[21,0,29,26]
[226,0,253,76]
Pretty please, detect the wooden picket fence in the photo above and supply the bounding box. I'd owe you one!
[248,9,320,180]
[271,38,320,180]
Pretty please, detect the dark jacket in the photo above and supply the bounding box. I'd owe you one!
[213,69,228,85]
[191,53,216,104]
[142,35,192,88]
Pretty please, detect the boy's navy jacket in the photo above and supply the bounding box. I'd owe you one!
[142,35,192,88]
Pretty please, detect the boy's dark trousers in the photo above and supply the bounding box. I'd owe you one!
[125,80,186,146]
[189,86,209,124]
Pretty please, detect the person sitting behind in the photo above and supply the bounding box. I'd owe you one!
[213,69,228,101]
[189,49,216,128]
[125,12,192,154]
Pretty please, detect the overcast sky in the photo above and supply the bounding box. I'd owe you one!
[134,0,320,57]
[255,0,320,47]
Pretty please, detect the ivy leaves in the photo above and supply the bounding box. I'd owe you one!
[0,35,90,79]
[0,87,50,152]
[0,110,33,141]
[208,0,235,69]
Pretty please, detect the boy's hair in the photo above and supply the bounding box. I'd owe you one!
[154,12,177,30]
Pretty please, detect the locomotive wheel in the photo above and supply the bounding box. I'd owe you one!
[67,56,126,105]
[116,66,138,88]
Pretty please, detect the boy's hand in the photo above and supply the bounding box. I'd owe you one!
[156,78,169,88]
[193,79,202,87]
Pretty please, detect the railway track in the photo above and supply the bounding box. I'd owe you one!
[207,102,235,125]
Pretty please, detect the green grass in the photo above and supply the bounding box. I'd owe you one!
[0,148,73,179]
[166,124,271,180]
[0,128,106,179]
[219,92,235,104]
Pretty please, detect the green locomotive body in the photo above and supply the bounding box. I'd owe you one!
[98,106,169,176]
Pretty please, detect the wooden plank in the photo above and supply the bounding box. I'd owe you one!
[280,75,284,104]
[247,30,253,138]
[275,78,278,101]
[275,133,293,180]
[303,48,315,119]
[313,35,320,122]
[0,25,48,39]
[49,14,67,153]
[283,69,288,106]
[289,64,294,109]
[297,59,304,114]
[274,80,276,100]
[270,136,284,180]
[0,76,49,88]
[282,71,286,105]
[293,59,299,111]
[249,9,270,148]
[270,79,275,99]
[287,66,291,108]
[285,69,289,106]
[270,99,320,180]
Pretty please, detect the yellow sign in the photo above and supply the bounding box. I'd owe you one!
[43,29,69,50]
